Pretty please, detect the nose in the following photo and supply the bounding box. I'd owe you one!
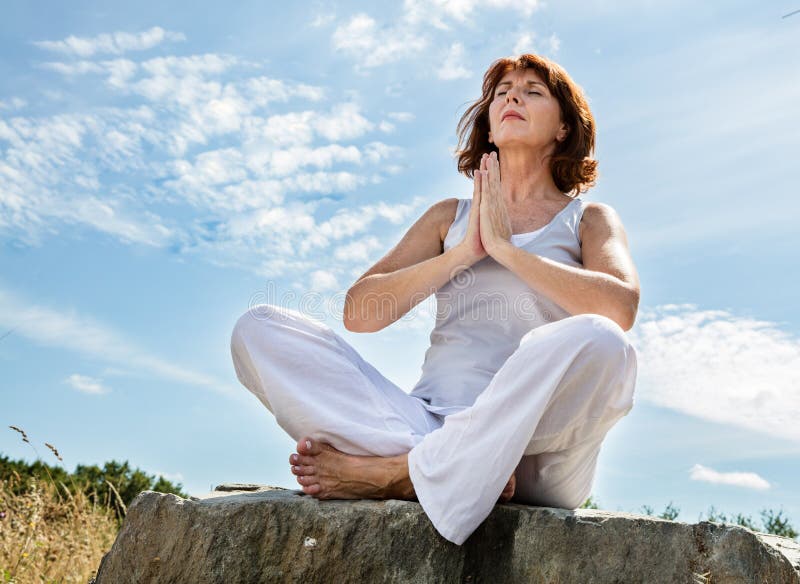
[505,86,521,103]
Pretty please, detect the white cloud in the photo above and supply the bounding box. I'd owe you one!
[65,374,111,395]
[310,270,340,292]
[0,97,27,111]
[689,463,771,491]
[331,14,429,69]
[243,76,326,106]
[309,11,336,28]
[4,31,436,288]
[513,33,536,56]
[268,144,362,176]
[403,0,544,29]
[33,26,186,57]
[545,33,561,54]
[0,286,235,396]
[387,112,415,122]
[512,31,560,56]
[629,304,800,443]
[150,469,185,483]
[438,42,472,80]
[312,102,375,141]
[333,236,384,262]
[330,0,545,71]
[362,142,404,165]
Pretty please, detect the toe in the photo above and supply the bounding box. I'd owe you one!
[303,483,321,496]
[289,453,299,465]
[297,436,322,456]
[298,437,320,455]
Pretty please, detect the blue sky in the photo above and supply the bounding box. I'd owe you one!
[2,0,799,529]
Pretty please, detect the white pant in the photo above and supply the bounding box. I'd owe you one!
[230,304,638,546]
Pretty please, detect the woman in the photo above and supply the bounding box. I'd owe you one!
[230,53,640,546]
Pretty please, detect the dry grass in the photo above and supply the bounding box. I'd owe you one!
[1,432,121,584]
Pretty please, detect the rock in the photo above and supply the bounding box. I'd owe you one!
[92,484,800,583]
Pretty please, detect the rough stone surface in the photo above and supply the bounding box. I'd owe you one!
[93,484,800,583]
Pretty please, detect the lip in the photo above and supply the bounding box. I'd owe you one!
[502,111,525,121]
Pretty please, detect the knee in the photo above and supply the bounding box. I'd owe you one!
[231,303,333,352]
[569,313,633,363]
[230,303,283,351]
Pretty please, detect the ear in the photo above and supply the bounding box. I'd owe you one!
[557,123,570,142]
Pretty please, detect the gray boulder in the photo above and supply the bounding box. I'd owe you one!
[93,483,800,583]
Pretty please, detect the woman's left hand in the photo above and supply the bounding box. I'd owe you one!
[479,151,513,255]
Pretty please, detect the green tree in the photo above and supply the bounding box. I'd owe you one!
[580,494,600,509]
[700,505,797,539]
[1,450,187,525]
[659,501,680,520]
[760,508,798,539]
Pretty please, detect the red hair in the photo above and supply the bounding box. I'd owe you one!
[455,54,598,196]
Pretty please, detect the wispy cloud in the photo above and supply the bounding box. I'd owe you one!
[2,32,427,284]
[689,463,771,490]
[65,374,111,396]
[512,31,560,56]
[331,0,545,71]
[0,97,27,111]
[0,286,235,395]
[437,43,472,80]
[150,469,185,483]
[629,304,800,443]
[32,26,186,57]
[403,0,544,29]
[331,13,429,70]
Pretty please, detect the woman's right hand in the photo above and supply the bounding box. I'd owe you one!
[457,162,489,265]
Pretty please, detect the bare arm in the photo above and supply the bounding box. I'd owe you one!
[343,198,477,333]
[488,202,640,331]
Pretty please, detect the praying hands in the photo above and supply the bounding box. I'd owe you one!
[474,151,514,258]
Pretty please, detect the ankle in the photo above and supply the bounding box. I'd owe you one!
[386,455,415,500]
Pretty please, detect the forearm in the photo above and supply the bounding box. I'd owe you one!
[344,244,479,333]
[490,241,638,330]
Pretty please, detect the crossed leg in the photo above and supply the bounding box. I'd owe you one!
[230,303,517,506]
[230,304,636,545]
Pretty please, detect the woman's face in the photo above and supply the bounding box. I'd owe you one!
[487,68,566,151]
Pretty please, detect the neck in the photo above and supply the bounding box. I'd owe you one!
[497,145,564,204]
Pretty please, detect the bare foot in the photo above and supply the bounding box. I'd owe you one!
[498,472,516,504]
[288,436,414,501]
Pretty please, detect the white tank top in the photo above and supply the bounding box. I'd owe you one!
[408,195,589,415]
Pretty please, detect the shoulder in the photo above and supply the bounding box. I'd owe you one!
[430,197,461,244]
[578,201,626,243]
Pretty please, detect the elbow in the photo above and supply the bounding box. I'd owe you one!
[343,289,364,332]
[343,315,373,334]
[343,288,380,333]
[621,287,640,332]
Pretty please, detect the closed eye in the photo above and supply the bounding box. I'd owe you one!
[496,91,541,96]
